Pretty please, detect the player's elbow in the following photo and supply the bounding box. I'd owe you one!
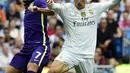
[44,11,55,16]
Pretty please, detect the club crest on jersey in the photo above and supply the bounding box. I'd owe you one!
[89,9,93,15]
[81,12,86,17]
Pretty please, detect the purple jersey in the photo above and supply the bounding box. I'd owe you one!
[9,0,50,72]
[23,0,50,48]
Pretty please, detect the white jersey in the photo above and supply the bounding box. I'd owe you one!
[52,2,113,58]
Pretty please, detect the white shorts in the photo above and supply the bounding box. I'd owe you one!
[55,50,94,73]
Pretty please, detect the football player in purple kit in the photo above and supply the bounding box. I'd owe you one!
[5,0,54,73]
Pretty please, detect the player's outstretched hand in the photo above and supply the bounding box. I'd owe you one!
[47,0,53,6]
[28,6,39,12]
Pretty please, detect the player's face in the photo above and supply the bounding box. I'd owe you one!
[74,0,86,9]
[96,48,102,55]
[100,19,107,29]
[55,26,64,37]
[125,2,130,11]
[107,10,114,20]
[52,46,61,56]
[48,18,57,28]
[123,12,129,20]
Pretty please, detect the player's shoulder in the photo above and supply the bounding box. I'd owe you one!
[91,2,112,6]
[86,2,102,8]
[89,3,99,6]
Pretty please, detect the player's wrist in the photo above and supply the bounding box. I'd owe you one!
[37,7,40,11]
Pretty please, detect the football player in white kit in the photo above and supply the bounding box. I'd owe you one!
[47,0,121,73]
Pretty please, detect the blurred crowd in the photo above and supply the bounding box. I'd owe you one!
[0,0,130,73]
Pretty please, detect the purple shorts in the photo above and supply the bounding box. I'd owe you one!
[10,45,50,72]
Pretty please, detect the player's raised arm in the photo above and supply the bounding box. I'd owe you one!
[47,0,66,18]
[28,0,55,16]
[93,0,122,15]
[47,1,64,11]
[30,7,55,15]
[109,0,122,9]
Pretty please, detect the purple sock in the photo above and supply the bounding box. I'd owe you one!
[27,71,36,73]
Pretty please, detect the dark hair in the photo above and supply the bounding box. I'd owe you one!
[123,10,129,14]
[54,21,64,30]
[99,18,108,27]
[52,42,61,49]
[0,4,3,9]
[16,0,22,5]
[96,47,103,56]
[91,0,99,2]
[57,20,63,25]
[59,37,64,42]
[9,18,16,22]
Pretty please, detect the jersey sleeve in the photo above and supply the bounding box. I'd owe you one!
[93,2,113,15]
[51,3,63,10]
[51,3,65,14]
[51,3,68,20]
[51,3,73,20]
[34,0,47,8]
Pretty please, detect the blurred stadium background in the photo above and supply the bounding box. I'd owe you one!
[0,0,130,73]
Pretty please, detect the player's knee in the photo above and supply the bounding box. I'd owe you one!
[27,63,39,72]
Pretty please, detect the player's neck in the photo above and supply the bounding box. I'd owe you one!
[76,4,86,10]
[101,28,106,32]
[79,0,86,9]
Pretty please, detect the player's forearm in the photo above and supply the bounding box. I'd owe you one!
[38,8,55,15]
[113,0,122,5]
[110,0,122,8]
[104,40,111,47]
